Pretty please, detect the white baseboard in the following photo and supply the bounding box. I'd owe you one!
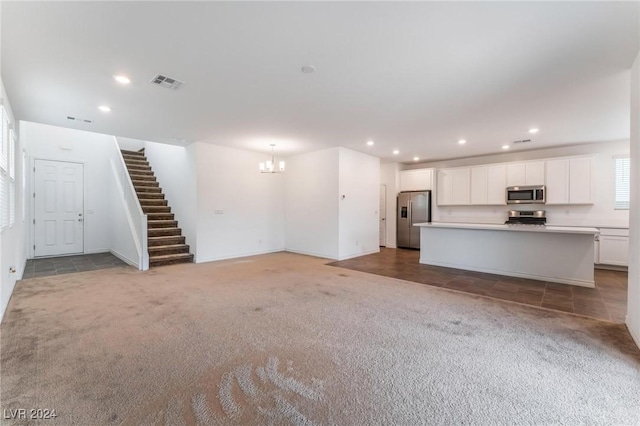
[195,248,285,264]
[338,248,380,261]
[86,248,110,254]
[281,249,337,261]
[109,249,139,269]
[627,319,640,350]
[384,243,397,248]
[420,259,596,288]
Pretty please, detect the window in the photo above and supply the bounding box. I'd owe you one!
[9,129,16,226]
[0,107,8,230]
[614,156,630,210]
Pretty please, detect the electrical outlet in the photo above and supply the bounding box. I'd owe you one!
[214,209,224,215]
[355,241,359,246]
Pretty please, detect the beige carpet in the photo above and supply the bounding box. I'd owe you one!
[1,252,639,425]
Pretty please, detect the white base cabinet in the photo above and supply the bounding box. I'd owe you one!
[597,228,629,266]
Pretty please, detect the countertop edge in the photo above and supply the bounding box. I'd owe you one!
[414,222,599,234]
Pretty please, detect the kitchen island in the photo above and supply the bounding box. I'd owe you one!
[415,222,599,287]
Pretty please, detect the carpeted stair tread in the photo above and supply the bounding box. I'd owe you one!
[148,227,182,237]
[136,187,162,194]
[120,149,145,156]
[148,236,186,246]
[132,180,159,187]
[148,220,178,228]
[142,206,171,213]
[147,213,175,220]
[148,244,190,255]
[149,252,194,266]
[140,199,168,206]
[138,193,165,200]
[129,174,156,181]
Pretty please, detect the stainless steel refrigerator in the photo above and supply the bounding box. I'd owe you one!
[397,191,431,249]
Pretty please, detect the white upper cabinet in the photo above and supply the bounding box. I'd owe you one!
[471,164,507,205]
[487,164,507,205]
[545,159,570,204]
[544,156,595,205]
[506,161,545,186]
[470,166,488,205]
[437,167,470,205]
[399,169,433,192]
[568,157,595,204]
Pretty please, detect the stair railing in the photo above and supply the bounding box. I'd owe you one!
[110,137,149,270]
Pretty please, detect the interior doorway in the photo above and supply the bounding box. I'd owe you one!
[380,184,387,247]
[34,159,84,257]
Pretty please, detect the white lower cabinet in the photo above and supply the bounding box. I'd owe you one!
[596,228,629,266]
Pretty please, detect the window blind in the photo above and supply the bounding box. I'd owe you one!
[9,180,15,227]
[614,156,630,210]
[0,170,8,229]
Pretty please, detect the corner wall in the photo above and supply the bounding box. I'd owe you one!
[338,148,380,260]
[195,143,285,262]
[285,147,339,259]
[627,50,640,347]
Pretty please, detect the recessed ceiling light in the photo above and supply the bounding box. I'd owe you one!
[113,75,131,84]
[502,145,510,150]
[98,105,111,112]
[529,128,539,134]
[458,139,466,145]
[393,150,399,155]
[413,156,420,161]
[366,140,374,146]
[301,65,316,74]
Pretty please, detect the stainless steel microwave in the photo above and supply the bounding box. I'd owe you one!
[506,185,546,204]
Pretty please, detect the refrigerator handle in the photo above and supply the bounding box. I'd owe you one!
[408,200,412,225]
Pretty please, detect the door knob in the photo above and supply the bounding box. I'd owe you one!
[78,218,83,222]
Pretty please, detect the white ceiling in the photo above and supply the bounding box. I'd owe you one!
[1,1,638,163]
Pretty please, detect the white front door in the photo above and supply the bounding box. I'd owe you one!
[34,159,84,257]
[379,185,386,247]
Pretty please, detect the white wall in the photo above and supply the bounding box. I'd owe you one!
[195,142,285,262]
[338,148,380,260]
[0,76,27,321]
[627,51,639,347]
[405,140,630,228]
[285,148,339,259]
[380,162,399,248]
[21,122,114,255]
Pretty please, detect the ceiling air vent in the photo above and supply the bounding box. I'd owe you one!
[512,139,531,144]
[67,116,93,124]
[150,74,185,90]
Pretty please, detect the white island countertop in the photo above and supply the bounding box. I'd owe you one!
[414,222,599,235]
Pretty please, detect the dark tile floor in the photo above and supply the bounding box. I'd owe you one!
[329,248,628,323]
[22,252,128,279]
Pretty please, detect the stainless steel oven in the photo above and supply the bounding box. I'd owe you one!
[506,185,545,204]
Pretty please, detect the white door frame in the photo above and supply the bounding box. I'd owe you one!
[380,184,387,247]
[32,158,86,258]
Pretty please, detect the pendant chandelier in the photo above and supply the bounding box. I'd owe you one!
[259,144,285,173]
